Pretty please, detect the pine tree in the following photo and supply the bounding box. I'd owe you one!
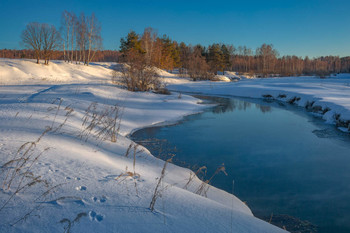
[208,43,224,74]
[120,31,143,53]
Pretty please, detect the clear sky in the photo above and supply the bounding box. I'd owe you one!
[0,0,349,58]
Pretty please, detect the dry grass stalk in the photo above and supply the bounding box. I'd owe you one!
[51,98,63,129]
[184,166,207,190]
[195,163,228,197]
[115,166,141,196]
[46,99,75,134]
[149,155,174,212]
[124,143,133,157]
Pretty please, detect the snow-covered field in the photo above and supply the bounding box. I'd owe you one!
[0,59,285,233]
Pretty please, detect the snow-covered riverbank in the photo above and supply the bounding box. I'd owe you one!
[167,75,350,133]
[0,59,285,233]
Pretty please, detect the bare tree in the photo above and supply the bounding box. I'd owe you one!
[21,22,43,64]
[76,13,87,64]
[188,45,213,81]
[141,27,157,66]
[70,13,77,63]
[42,24,60,65]
[60,11,76,63]
[61,11,71,62]
[256,44,279,76]
[86,13,102,65]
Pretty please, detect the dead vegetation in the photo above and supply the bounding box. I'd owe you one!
[79,102,123,143]
[149,155,174,212]
[184,166,207,190]
[112,55,161,92]
[0,100,75,225]
[195,163,228,197]
[0,127,59,225]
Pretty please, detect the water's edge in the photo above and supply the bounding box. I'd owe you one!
[130,93,340,232]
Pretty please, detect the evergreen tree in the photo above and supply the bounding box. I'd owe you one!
[120,31,143,53]
[208,43,224,74]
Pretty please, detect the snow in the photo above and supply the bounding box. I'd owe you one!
[0,59,285,233]
[212,75,231,82]
[0,58,118,85]
[168,75,350,132]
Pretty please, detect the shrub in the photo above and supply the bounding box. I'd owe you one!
[115,50,160,91]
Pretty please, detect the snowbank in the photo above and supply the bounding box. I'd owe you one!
[212,75,231,82]
[169,75,350,132]
[0,58,116,85]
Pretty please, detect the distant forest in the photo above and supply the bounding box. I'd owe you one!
[1,10,350,77]
[0,49,119,62]
[1,46,350,77]
[117,28,350,78]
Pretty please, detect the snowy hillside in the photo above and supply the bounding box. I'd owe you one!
[0,59,285,233]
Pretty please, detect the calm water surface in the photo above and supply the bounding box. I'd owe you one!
[132,96,350,233]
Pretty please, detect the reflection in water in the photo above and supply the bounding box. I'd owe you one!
[212,99,251,113]
[255,104,272,113]
[203,96,271,114]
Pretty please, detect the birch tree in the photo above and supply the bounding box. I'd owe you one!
[86,13,102,65]
[60,11,76,63]
[76,13,87,64]
[141,27,157,66]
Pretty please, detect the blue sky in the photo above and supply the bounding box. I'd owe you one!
[0,0,349,57]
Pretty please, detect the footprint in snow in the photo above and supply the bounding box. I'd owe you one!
[89,210,104,222]
[92,196,107,203]
[76,186,87,191]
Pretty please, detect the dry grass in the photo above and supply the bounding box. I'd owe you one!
[79,102,123,143]
[195,163,228,197]
[0,127,58,225]
[149,155,174,212]
[115,165,141,196]
[184,166,207,190]
[0,100,74,225]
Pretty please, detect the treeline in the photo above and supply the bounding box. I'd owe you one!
[0,49,119,62]
[119,28,350,78]
[2,20,350,76]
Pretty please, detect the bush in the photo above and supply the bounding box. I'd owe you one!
[120,65,160,92]
[115,50,160,91]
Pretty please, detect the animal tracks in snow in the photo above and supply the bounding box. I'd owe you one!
[75,185,87,191]
[92,196,107,203]
[89,210,104,222]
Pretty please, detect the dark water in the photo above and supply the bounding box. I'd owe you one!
[131,96,350,233]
